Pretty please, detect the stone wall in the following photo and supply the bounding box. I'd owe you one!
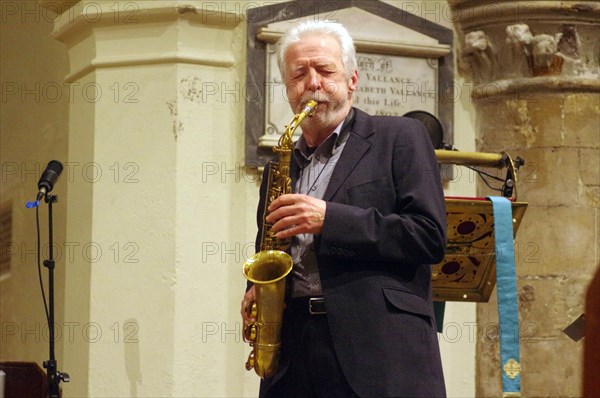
[449,1,599,396]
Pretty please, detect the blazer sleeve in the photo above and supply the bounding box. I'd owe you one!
[318,118,447,266]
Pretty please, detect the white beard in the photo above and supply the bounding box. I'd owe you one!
[297,93,350,133]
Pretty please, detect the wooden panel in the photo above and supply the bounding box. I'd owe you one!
[0,362,47,398]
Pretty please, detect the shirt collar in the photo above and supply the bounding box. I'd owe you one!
[293,108,355,163]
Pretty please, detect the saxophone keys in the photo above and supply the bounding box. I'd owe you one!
[245,300,257,319]
[245,350,256,371]
[243,323,257,343]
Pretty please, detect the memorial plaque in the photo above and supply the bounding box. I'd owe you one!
[354,54,437,117]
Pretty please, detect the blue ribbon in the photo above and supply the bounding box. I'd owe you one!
[488,196,521,397]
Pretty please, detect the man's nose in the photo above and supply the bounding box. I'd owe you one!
[307,69,321,91]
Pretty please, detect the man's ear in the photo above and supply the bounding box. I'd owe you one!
[348,70,359,92]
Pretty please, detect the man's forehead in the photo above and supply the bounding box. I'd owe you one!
[289,55,339,67]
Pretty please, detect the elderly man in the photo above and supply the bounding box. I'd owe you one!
[242,21,447,398]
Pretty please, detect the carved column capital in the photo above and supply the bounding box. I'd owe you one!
[48,1,241,83]
[448,0,600,98]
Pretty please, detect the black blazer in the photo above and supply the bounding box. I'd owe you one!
[255,108,447,398]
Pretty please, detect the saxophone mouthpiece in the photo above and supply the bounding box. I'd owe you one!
[304,100,318,116]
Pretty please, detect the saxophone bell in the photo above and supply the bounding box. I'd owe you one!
[242,250,293,378]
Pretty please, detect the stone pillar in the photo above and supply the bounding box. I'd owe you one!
[41,1,258,396]
[448,1,599,396]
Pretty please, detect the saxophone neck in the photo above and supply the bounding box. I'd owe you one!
[277,100,318,151]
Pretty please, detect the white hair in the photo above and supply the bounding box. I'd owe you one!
[277,21,357,80]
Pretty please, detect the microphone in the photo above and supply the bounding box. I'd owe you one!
[36,160,64,201]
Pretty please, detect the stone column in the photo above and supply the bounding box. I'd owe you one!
[41,1,258,396]
[448,1,599,396]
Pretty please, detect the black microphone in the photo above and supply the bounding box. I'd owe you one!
[37,160,64,201]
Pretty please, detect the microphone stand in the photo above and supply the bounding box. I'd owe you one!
[42,193,69,397]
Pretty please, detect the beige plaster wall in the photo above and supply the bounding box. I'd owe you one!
[0,0,69,373]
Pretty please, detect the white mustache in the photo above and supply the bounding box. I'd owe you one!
[302,93,330,104]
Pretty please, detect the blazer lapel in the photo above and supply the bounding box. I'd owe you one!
[323,109,373,201]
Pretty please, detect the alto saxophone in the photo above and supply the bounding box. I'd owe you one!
[243,100,318,378]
